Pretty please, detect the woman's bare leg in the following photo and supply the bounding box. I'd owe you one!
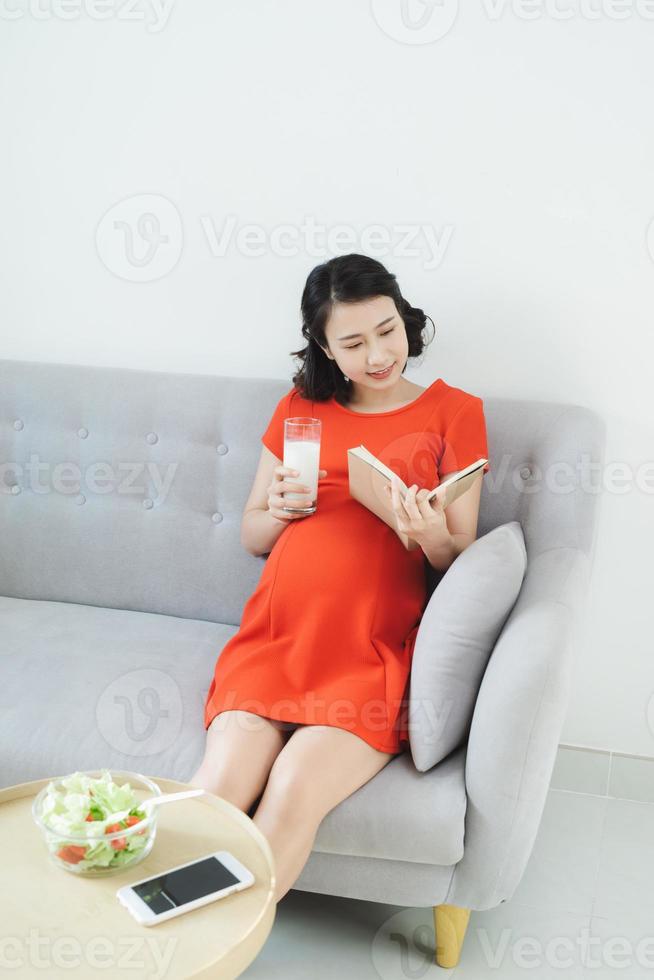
[188,710,296,813]
[251,724,397,902]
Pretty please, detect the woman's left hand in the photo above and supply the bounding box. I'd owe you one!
[384,478,449,547]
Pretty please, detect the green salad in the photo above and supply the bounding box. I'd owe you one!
[38,770,152,871]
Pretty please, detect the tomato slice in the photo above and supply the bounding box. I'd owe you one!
[57,844,87,864]
[104,822,128,849]
[123,814,147,835]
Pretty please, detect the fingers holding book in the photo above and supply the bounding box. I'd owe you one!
[384,477,448,543]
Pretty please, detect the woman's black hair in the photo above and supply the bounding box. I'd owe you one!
[290,253,436,406]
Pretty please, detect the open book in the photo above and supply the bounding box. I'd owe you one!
[347,445,488,552]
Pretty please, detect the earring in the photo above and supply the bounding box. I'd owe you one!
[343,374,349,382]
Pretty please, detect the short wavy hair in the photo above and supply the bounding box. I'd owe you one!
[290,253,436,406]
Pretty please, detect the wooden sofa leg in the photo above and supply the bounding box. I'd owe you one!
[433,903,471,968]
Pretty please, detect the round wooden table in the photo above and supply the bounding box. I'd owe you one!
[0,775,276,978]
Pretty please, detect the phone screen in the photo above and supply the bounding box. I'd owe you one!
[132,857,241,914]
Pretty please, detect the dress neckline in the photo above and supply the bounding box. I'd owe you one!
[330,378,443,418]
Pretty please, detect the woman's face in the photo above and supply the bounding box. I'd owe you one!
[320,295,409,396]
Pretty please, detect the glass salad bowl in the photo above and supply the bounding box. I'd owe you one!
[31,769,162,876]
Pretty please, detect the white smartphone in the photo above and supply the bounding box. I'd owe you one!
[116,851,255,926]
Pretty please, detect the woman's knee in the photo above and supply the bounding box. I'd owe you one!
[187,764,253,811]
[192,710,288,810]
[261,725,396,821]
[262,754,321,819]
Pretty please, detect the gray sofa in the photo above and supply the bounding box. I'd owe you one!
[0,358,605,967]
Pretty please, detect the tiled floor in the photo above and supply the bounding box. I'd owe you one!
[242,789,654,978]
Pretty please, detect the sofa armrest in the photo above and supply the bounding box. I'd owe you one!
[443,545,591,910]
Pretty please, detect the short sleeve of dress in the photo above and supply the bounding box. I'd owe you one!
[438,395,490,478]
[261,388,295,460]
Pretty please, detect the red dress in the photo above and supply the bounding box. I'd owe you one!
[204,378,490,754]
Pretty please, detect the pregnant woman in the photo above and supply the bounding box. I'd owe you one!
[190,253,490,903]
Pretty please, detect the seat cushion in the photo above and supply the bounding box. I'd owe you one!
[312,743,467,865]
[0,595,467,866]
[408,521,528,772]
[0,595,232,788]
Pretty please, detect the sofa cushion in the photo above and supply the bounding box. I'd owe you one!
[313,744,467,865]
[408,521,528,772]
[0,595,467,865]
[0,595,231,788]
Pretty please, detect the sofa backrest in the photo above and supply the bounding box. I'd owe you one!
[0,358,606,625]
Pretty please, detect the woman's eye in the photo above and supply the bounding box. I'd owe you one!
[346,327,394,350]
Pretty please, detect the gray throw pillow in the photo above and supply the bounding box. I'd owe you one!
[408,521,527,772]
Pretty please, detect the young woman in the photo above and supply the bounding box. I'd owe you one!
[190,253,489,903]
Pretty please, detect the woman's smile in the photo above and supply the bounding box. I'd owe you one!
[367,362,395,379]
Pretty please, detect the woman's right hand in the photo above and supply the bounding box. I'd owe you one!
[267,466,328,522]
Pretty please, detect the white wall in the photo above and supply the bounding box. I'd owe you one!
[1,0,652,755]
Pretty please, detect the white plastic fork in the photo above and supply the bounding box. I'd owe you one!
[142,788,206,810]
[110,788,205,824]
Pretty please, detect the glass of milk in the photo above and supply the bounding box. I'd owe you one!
[282,417,321,514]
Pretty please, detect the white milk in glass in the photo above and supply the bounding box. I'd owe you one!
[283,417,321,512]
